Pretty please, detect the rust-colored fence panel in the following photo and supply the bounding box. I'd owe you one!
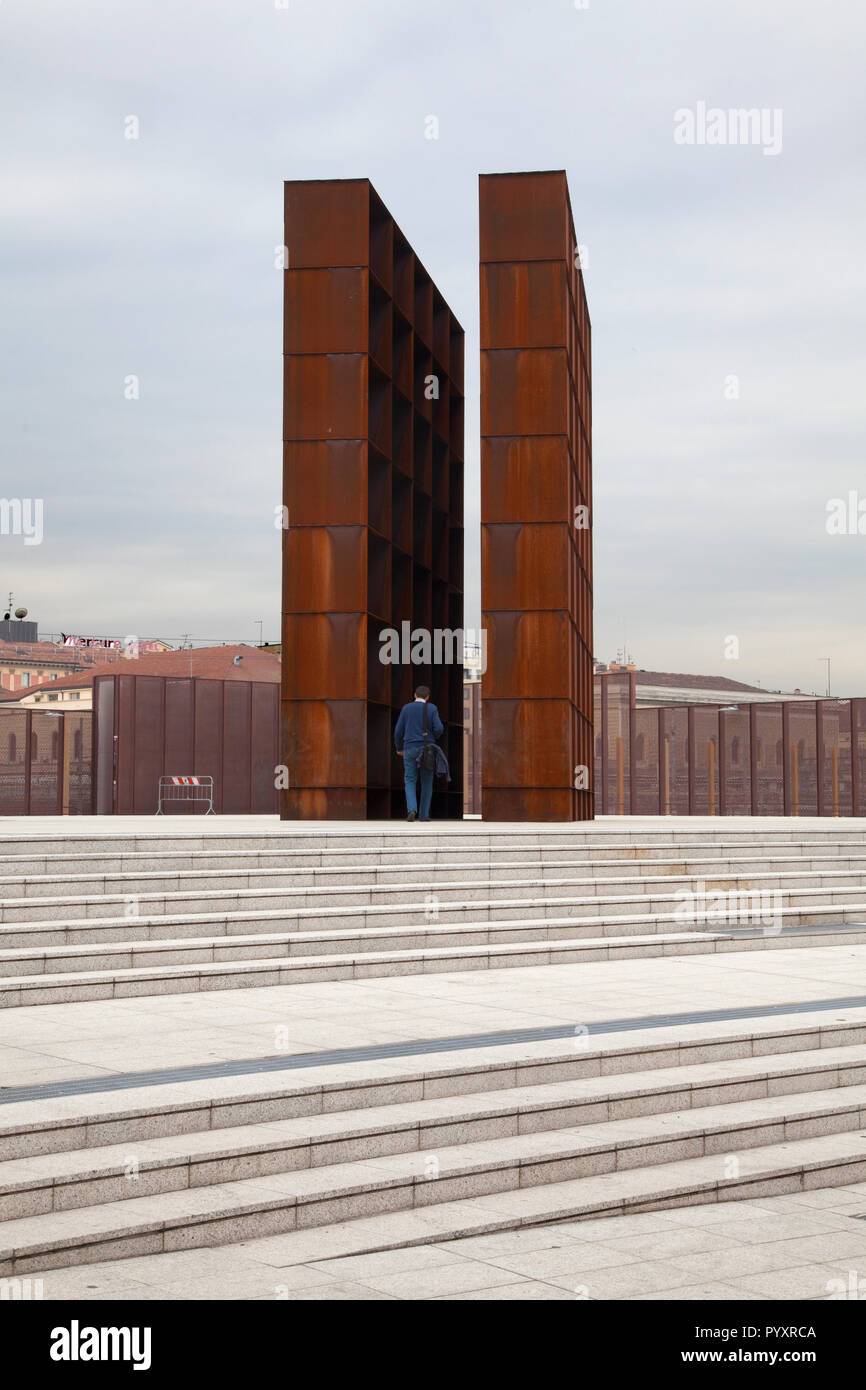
[786,701,818,816]
[0,710,32,814]
[690,707,720,815]
[0,710,92,815]
[630,706,660,815]
[480,170,593,821]
[93,675,279,815]
[719,708,751,815]
[599,672,630,814]
[282,178,464,820]
[64,713,92,815]
[818,700,853,817]
[659,708,689,815]
[594,673,865,817]
[752,704,784,815]
[29,711,63,814]
[854,700,866,816]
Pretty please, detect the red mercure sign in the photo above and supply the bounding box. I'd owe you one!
[60,634,165,654]
[61,634,120,649]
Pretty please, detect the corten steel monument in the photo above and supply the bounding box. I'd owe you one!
[281,178,465,819]
[480,170,594,820]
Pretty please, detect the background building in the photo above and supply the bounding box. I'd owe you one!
[0,645,278,712]
[0,614,172,695]
[594,661,819,708]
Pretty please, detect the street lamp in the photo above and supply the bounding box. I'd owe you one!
[818,658,831,697]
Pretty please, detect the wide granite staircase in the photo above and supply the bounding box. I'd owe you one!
[1,824,866,1005]
[1,822,865,1276]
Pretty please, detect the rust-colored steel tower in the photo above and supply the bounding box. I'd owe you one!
[480,170,594,820]
[281,178,465,819]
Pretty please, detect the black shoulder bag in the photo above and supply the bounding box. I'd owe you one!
[419,701,437,771]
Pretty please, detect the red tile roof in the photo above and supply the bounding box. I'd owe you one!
[631,671,768,693]
[12,645,280,695]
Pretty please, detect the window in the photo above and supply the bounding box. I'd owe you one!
[48,693,59,702]
[70,692,80,700]
[50,672,58,680]
[20,673,30,688]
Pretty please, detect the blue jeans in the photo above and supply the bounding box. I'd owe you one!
[402,742,433,819]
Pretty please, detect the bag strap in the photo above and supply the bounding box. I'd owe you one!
[422,700,428,742]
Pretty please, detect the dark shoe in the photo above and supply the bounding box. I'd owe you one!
[419,818,430,822]
[406,811,417,822]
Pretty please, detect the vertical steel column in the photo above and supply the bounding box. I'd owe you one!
[816,699,826,818]
[23,710,32,816]
[282,179,465,818]
[718,710,728,817]
[628,675,638,816]
[749,704,760,816]
[852,698,863,818]
[480,170,593,820]
[782,701,792,816]
[56,713,65,816]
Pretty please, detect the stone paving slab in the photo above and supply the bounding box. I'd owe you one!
[2,946,865,1088]
[23,1188,866,1300]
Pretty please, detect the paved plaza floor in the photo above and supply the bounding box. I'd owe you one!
[29,1187,866,1301]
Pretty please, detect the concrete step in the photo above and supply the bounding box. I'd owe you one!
[6,1015,862,1160]
[1,915,865,1004]
[3,866,866,921]
[1,883,865,960]
[4,852,866,895]
[2,836,866,877]
[3,880,866,950]
[165,1129,866,1271]
[4,1113,866,1275]
[3,1049,865,1221]
[4,909,866,975]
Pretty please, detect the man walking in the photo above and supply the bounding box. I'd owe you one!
[394,684,444,822]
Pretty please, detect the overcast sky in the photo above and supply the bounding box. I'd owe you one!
[2,0,864,694]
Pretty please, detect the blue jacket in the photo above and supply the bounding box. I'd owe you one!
[394,700,444,751]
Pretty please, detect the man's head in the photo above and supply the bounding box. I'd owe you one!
[414,685,430,701]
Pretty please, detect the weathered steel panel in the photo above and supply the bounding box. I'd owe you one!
[283,354,367,441]
[281,615,366,700]
[91,675,277,815]
[282,526,366,613]
[283,441,367,527]
[481,437,570,525]
[284,179,369,268]
[478,171,569,264]
[284,268,368,355]
[482,523,572,612]
[481,348,568,439]
[480,261,567,349]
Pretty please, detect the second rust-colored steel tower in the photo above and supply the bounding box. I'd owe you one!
[281,179,465,818]
[480,170,594,820]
